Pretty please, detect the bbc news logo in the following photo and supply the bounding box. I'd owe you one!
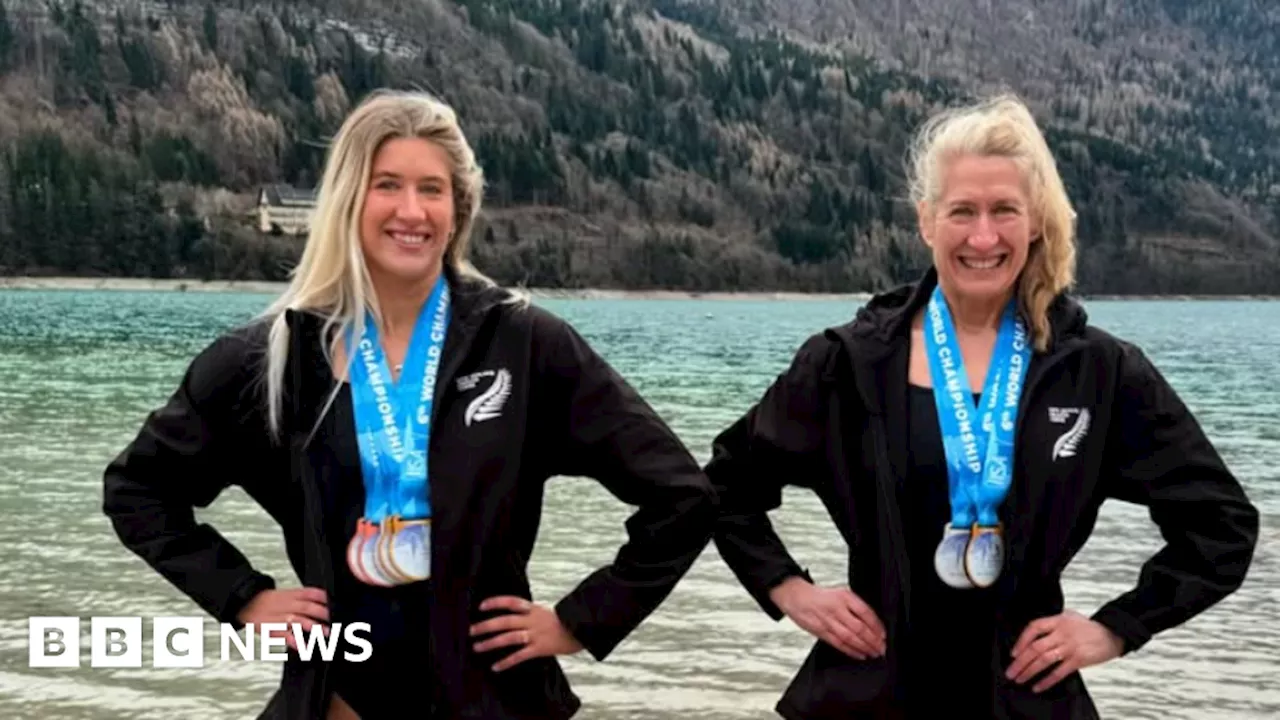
[28,617,372,668]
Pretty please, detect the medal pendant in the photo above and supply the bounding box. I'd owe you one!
[376,516,408,585]
[346,518,375,585]
[964,524,1004,589]
[934,523,975,589]
[355,519,394,587]
[386,517,431,583]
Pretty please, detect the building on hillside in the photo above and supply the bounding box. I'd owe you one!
[257,184,316,235]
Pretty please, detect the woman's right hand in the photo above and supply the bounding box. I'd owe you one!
[769,577,887,660]
[235,587,330,651]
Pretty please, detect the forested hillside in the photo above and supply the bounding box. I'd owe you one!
[1,0,1276,293]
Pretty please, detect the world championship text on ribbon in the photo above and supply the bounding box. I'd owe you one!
[27,617,373,668]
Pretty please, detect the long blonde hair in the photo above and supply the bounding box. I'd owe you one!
[905,93,1077,351]
[257,90,513,441]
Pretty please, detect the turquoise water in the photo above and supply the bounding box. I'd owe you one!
[0,289,1276,719]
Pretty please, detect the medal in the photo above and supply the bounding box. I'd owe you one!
[344,276,450,587]
[374,519,403,584]
[346,518,374,585]
[924,286,1030,589]
[964,524,1004,588]
[934,523,974,589]
[346,519,394,587]
[360,522,395,586]
[380,516,431,583]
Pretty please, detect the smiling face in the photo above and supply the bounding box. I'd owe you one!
[358,136,455,288]
[918,154,1036,304]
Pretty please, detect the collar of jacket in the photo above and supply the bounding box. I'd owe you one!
[826,264,1090,416]
[278,263,515,438]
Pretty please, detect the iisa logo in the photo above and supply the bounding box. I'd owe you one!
[28,616,372,668]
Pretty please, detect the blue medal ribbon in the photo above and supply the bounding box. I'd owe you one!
[924,285,1030,588]
[345,275,450,584]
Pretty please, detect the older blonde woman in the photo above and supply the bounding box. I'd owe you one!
[103,90,717,719]
[706,94,1258,718]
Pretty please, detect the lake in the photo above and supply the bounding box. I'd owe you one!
[0,289,1276,719]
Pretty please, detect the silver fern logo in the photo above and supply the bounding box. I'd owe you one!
[1049,407,1091,461]
[459,369,512,426]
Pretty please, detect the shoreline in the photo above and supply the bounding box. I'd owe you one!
[1,276,1277,301]
[0,276,872,300]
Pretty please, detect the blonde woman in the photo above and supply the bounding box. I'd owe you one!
[706,94,1257,718]
[102,90,717,720]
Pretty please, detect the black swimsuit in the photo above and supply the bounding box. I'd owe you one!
[900,385,1000,715]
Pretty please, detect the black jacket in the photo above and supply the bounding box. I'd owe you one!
[706,268,1259,719]
[102,267,717,719]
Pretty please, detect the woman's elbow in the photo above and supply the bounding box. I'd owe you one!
[1222,497,1261,586]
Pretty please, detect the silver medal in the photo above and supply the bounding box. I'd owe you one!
[934,523,974,589]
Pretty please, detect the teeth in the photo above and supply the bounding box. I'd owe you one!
[961,256,1003,270]
[390,233,426,245]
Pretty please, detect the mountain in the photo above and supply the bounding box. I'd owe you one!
[0,0,1276,294]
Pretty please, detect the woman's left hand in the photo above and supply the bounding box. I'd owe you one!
[469,595,584,671]
[1006,609,1125,692]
